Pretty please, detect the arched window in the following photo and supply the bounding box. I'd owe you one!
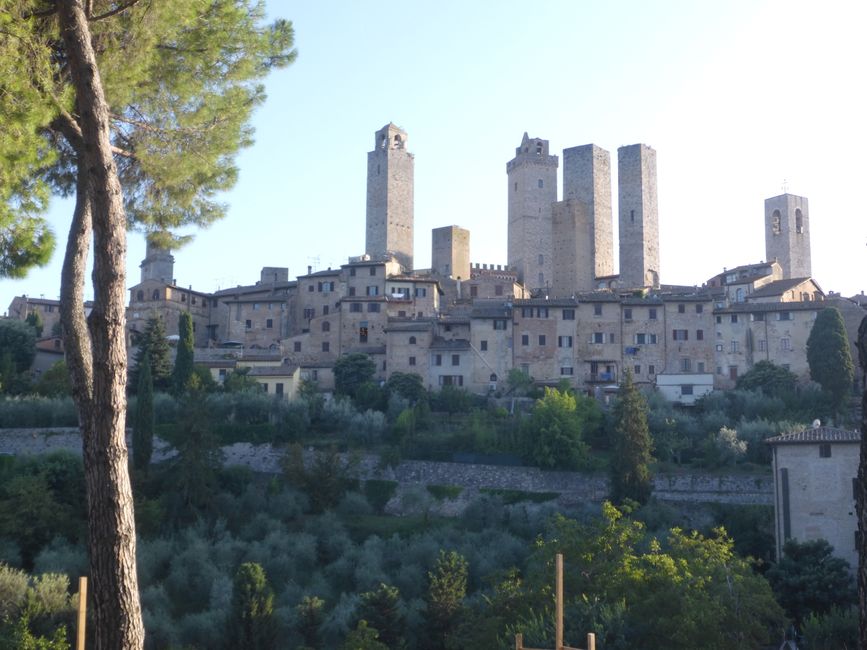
[322,321,330,333]
[136,290,144,301]
[409,336,416,344]
[795,208,804,233]
[771,209,782,235]
[152,289,160,300]
[736,288,745,303]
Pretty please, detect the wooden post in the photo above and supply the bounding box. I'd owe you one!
[515,632,523,650]
[556,553,564,650]
[586,632,596,650]
[76,576,87,650]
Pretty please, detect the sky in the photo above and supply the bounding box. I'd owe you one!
[2,0,866,311]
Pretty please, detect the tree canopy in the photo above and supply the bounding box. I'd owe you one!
[807,307,855,413]
[333,353,377,399]
[736,360,798,398]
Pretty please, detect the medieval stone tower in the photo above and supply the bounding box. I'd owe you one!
[507,133,559,290]
[366,123,414,270]
[551,144,615,295]
[618,144,660,288]
[765,193,811,279]
[140,240,174,284]
[432,225,470,280]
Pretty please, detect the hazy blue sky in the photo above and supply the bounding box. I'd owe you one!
[3,0,865,310]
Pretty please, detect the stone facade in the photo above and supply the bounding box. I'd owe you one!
[431,225,470,280]
[618,144,660,288]
[768,427,860,569]
[765,193,811,280]
[507,133,558,289]
[366,124,414,271]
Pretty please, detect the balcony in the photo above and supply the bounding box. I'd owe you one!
[587,371,617,383]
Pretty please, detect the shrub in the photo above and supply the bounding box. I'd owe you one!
[801,608,858,650]
[426,485,463,501]
[0,396,77,428]
[364,480,398,514]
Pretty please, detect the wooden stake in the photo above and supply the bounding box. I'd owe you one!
[586,632,596,650]
[556,553,564,650]
[76,576,87,650]
[516,632,523,650]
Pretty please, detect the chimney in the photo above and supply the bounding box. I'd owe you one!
[307,265,312,275]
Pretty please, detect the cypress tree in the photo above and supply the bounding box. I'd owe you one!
[133,316,172,392]
[228,562,277,650]
[610,369,654,505]
[133,355,154,473]
[807,307,855,415]
[172,311,195,395]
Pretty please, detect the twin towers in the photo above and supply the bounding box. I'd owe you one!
[364,125,660,293]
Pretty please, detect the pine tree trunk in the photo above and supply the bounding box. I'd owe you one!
[57,2,144,648]
[856,316,867,650]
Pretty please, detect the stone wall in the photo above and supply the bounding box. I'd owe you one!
[0,429,772,506]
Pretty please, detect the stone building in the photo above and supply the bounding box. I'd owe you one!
[7,295,64,336]
[618,144,660,289]
[507,133,558,289]
[367,124,414,271]
[552,144,614,296]
[766,193,811,280]
[767,426,860,569]
[431,225,470,280]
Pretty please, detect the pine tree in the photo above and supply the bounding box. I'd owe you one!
[424,550,468,650]
[358,583,406,648]
[133,316,172,392]
[133,355,154,473]
[610,369,654,505]
[172,311,195,395]
[807,307,855,415]
[0,5,295,643]
[227,563,277,650]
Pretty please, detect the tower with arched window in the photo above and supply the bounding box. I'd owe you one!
[765,193,811,279]
[366,123,414,271]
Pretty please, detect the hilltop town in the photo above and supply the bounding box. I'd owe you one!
[8,123,867,401]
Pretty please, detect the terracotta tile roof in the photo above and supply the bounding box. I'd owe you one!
[766,426,861,445]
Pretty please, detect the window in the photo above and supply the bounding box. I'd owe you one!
[593,304,603,316]
[480,340,488,351]
[414,287,427,297]
[635,333,657,345]
[592,332,604,344]
[219,368,227,379]
[678,303,685,314]
[560,367,574,376]
[731,340,739,353]
[308,285,314,292]
[470,285,478,298]
[152,289,160,300]
[322,321,330,332]
[350,268,356,277]
[367,303,381,312]
[716,344,724,351]
[672,329,688,341]
[624,308,632,320]
[562,309,575,320]
[538,254,544,265]
[758,340,767,351]
[349,287,356,297]
[452,354,460,366]
[321,342,330,352]
[680,358,691,372]
[495,285,503,296]
[778,311,791,321]
[695,304,703,314]
[820,443,831,458]
[435,354,442,366]
[304,307,315,319]
[648,364,655,375]
[781,338,791,351]
[369,267,376,276]
[293,341,301,352]
[731,314,738,323]
[350,303,362,313]
[697,361,706,373]
[716,315,722,324]
[649,308,657,320]
[634,365,641,374]
[538,335,546,346]
[521,334,529,346]
[398,310,406,317]
[409,336,417,344]
[696,329,704,340]
[359,324,368,343]
[681,385,694,396]
[493,319,507,330]
[266,319,273,329]
[366,286,379,296]
[753,312,765,322]
[275,383,284,396]
[323,306,329,315]
[245,319,252,329]
[439,375,464,387]
[409,356,416,366]
[538,179,544,188]
[136,290,144,301]
[262,384,267,393]
[558,336,573,348]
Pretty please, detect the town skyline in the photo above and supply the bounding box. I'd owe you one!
[2,0,864,308]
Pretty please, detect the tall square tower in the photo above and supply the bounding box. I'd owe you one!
[432,225,470,280]
[618,144,660,289]
[366,123,414,271]
[507,133,558,290]
[765,193,811,279]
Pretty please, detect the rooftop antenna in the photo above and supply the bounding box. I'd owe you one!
[307,255,320,273]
